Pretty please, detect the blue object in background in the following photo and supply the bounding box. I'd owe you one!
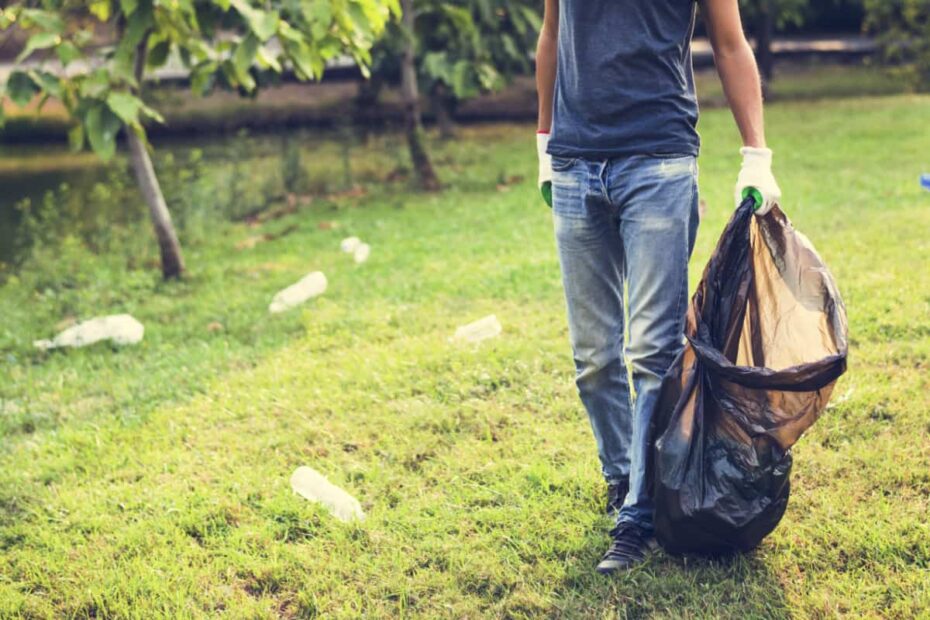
[922,174,930,191]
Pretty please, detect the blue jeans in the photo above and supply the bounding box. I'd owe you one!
[551,154,699,532]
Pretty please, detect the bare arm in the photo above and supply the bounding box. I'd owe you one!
[702,0,765,148]
[536,0,558,132]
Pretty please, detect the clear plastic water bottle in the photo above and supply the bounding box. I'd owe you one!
[268,272,327,313]
[453,314,502,344]
[290,466,365,522]
[33,314,144,350]
[340,237,361,253]
[353,243,371,264]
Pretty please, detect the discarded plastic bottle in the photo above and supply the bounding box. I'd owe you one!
[34,314,144,350]
[268,272,327,314]
[290,466,365,522]
[921,174,930,192]
[353,243,371,264]
[453,314,502,344]
[340,237,361,253]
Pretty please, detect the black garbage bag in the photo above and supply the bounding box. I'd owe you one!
[650,199,848,555]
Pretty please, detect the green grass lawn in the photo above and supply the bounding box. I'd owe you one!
[693,61,911,107]
[1,94,929,618]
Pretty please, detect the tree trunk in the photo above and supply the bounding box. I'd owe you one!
[127,131,185,279]
[431,83,456,140]
[755,1,775,97]
[400,0,440,191]
[130,37,184,279]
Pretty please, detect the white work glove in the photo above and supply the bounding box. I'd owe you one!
[537,131,553,207]
[735,146,781,216]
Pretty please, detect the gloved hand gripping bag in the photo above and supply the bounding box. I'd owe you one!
[650,200,848,555]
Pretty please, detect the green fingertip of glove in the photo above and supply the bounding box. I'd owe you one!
[541,181,552,208]
[742,187,764,211]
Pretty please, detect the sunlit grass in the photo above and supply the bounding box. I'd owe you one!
[0,95,929,617]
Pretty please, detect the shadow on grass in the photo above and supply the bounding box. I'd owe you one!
[551,527,790,619]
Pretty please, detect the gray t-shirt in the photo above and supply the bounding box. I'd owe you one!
[547,0,700,158]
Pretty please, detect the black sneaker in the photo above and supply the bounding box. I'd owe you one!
[595,523,657,575]
[605,478,629,515]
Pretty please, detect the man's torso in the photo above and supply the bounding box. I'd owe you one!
[547,0,701,159]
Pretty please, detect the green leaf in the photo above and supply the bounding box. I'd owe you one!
[106,91,143,125]
[231,34,259,91]
[500,34,519,64]
[472,0,493,25]
[218,60,237,89]
[35,92,51,113]
[518,5,542,33]
[175,0,195,17]
[139,103,164,124]
[451,60,478,99]
[84,104,122,161]
[310,53,324,80]
[79,70,111,99]
[276,21,303,45]
[476,63,503,92]
[147,40,171,68]
[194,2,220,36]
[345,2,373,39]
[353,47,371,78]
[177,39,214,68]
[255,44,281,73]
[422,51,453,83]
[89,0,112,21]
[30,71,62,99]
[68,124,85,151]
[302,0,333,39]
[16,32,60,63]
[121,7,154,49]
[317,36,342,58]
[19,9,65,33]
[74,31,93,47]
[120,0,138,17]
[190,62,217,95]
[232,33,260,76]
[109,56,139,88]
[285,41,318,80]
[229,0,280,42]
[6,71,39,107]
[128,122,151,152]
[253,10,280,41]
[57,41,82,67]
[0,9,14,30]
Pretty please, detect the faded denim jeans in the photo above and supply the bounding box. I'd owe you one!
[551,154,699,532]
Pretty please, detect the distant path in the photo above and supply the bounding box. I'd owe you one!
[692,35,877,67]
[0,35,877,86]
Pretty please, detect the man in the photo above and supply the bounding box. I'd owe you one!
[535,0,781,574]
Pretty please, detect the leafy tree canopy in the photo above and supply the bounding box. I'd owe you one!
[0,0,399,158]
[371,0,541,101]
[864,0,930,90]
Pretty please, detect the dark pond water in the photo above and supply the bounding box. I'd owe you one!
[0,127,368,270]
[0,149,105,264]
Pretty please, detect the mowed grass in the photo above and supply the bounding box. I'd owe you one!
[1,94,929,618]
